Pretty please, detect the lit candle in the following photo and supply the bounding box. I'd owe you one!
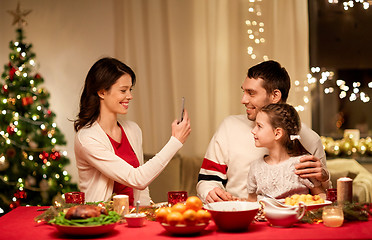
[322,206,344,227]
[113,195,129,217]
[337,177,353,204]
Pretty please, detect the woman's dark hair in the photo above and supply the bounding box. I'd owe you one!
[247,60,290,102]
[260,103,308,156]
[74,57,136,132]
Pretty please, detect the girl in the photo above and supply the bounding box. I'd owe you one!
[247,103,325,201]
[74,57,191,205]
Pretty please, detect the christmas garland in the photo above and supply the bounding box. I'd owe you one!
[301,202,371,224]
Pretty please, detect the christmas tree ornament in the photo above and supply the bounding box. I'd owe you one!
[6,125,15,135]
[9,200,20,209]
[6,148,16,159]
[22,151,28,160]
[0,156,10,171]
[7,2,32,27]
[21,96,33,106]
[14,189,27,199]
[9,67,16,81]
[51,151,61,161]
[2,85,9,94]
[34,73,41,79]
[333,141,341,156]
[7,98,16,106]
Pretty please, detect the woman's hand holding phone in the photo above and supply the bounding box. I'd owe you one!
[172,98,191,144]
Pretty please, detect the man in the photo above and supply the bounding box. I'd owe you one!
[197,60,330,203]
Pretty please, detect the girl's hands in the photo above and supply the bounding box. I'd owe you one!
[171,109,191,144]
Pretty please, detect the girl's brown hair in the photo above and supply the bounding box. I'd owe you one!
[260,103,309,156]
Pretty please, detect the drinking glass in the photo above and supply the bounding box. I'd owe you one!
[65,191,85,204]
[326,188,337,202]
[322,205,344,227]
[168,191,187,205]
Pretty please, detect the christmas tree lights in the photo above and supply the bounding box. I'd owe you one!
[0,3,77,215]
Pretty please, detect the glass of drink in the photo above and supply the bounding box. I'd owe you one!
[167,191,187,205]
[326,188,337,202]
[322,205,344,227]
[65,192,85,204]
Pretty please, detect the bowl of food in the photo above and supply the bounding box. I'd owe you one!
[155,196,212,235]
[282,194,331,211]
[203,201,260,232]
[49,204,120,236]
[125,213,146,227]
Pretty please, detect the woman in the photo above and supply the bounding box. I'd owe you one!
[74,57,191,205]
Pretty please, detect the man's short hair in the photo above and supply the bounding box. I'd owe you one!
[247,60,290,102]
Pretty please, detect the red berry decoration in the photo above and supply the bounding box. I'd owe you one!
[21,96,34,106]
[6,125,15,135]
[9,200,20,209]
[9,67,16,81]
[14,190,27,199]
[2,85,8,94]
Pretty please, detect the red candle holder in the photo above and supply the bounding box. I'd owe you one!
[65,191,85,204]
[168,191,187,205]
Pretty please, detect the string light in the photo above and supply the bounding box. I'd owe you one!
[328,0,371,10]
[245,0,266,61]
[305,67,371,103]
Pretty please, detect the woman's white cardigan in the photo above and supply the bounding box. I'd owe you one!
[74,120,182,204]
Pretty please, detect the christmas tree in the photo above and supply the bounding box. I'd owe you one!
[0,3,77,215]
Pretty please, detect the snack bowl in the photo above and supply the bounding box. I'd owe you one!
[125,213,146,227]
[203,201,260,232]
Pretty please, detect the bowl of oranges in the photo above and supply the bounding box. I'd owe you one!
[155,196,211,235]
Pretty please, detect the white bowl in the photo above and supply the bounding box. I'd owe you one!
[203,201,260,232]
[125,213,146,227]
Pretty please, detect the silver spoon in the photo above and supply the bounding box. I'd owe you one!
[136,201,140,216]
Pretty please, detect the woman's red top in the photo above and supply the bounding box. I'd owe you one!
[107,124,139,205]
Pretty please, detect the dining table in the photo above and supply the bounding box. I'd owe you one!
[0,206,371,240]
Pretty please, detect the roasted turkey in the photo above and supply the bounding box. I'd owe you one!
[65,205,108,220]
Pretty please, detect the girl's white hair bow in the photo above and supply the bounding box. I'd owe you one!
[290,135,301,141]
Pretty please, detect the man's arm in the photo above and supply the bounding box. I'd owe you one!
[297,123,331,189]
[196,121,232,203]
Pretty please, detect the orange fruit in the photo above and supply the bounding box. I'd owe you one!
[185,196,203,211]
[171,203,187,214]
[196,209,212,224]
[155,207,171,223]
[167,211,183,226]
[183,209,197,226]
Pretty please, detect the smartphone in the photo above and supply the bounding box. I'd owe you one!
[178,97,185,123]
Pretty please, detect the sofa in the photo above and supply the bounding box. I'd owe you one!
[146,155,372,203]
[327,158,372,203]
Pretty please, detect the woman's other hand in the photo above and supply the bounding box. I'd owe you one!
[171,109,191,144]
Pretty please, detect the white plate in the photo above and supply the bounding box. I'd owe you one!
[279,199,332,210]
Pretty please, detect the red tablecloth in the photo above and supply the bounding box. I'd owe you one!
[0,206,371,240]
